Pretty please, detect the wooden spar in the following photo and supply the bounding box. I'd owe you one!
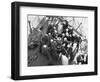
[68,23,84,37]
[76,22,82,30]
[28,20,33,34]
[36,16,46,30]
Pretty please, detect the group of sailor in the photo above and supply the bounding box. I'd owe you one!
[39,16,87,65]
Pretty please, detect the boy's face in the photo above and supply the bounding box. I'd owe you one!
[57,37,61,41]
[54,30,57,33]
[62,33,65,37]
[64,37,67,41]
[66,32,69,36]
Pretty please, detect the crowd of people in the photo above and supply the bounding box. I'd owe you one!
[28,16,88,65]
